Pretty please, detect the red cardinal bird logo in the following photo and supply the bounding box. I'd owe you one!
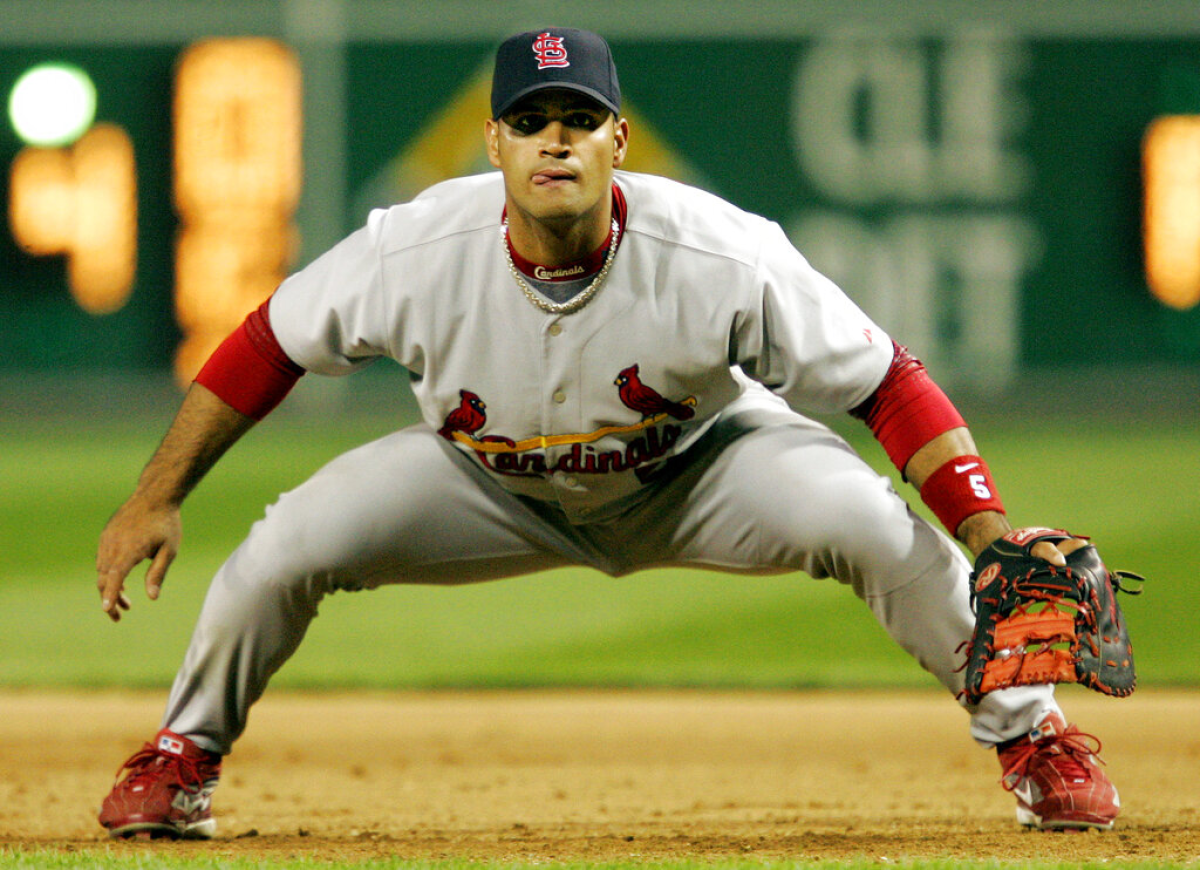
[438,390,487,440]
[614,364,695,421]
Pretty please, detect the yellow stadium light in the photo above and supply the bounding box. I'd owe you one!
[172,37,303,385]
[9,123,137,314]
[1143,114,1200,311]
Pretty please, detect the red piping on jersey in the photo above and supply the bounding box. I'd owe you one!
[505,182,628,281]
[194,298,305,421]
[849,341,966,476]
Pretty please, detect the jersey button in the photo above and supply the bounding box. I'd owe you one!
[548,323,563,336]
[552,390,566,404]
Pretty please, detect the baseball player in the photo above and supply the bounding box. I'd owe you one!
[95,28,1120,839]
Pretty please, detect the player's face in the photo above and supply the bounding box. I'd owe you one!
[485,90,629,232]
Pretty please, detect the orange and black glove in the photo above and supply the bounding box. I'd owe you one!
[963,528,1144,705]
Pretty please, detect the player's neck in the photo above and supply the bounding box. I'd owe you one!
[505,198,613,267]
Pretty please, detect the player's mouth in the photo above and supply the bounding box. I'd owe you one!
[532,168,576,186]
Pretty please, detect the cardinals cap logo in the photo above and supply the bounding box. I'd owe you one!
[492,28,620,119]
[532,32,570,69]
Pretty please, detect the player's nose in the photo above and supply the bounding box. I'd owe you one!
[539,121,572,154]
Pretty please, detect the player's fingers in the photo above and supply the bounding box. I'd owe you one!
[1030,540,1067,567]
[1057,537,1089,557]
[1030,538,1087,566]
[97,569,128,621]
[144,545,176,600]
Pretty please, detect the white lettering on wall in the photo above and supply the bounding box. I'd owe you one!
[789,29,1038,389]
[791,29,1030,205]
[789,211,1040,390]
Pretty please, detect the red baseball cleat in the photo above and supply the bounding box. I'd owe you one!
[98,728,222,839]
[996,712,1119,831]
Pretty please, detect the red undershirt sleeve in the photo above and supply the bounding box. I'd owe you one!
[849,341,966,476]
[194,298,306,421]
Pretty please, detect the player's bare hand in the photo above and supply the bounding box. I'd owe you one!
[960,513,1087,566]
[95,496,182,622]
[1030,536,1088,567]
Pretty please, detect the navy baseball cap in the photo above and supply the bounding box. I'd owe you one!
[491,28,621,120]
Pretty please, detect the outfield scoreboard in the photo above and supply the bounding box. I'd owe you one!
[3,12,1200,387]
[2,38,301,382]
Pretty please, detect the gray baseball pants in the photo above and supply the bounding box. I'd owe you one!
[162,391,1058,755]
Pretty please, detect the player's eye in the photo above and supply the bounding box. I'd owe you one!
[565,112,603,130]
[508,114,548,135]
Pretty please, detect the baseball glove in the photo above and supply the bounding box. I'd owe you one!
[963,527,1144,705]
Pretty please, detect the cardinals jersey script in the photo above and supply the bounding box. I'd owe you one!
[269,170,893,523]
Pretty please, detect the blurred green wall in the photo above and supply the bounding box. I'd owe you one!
[2,1,1199,390]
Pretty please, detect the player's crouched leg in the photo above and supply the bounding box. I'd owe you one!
[662,409,978,695]
[655,408,1099,831]
[777,449,1120,831]
[156,425,570,761]
[104,426,572,839]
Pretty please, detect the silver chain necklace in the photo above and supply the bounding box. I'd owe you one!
[502,218,621,315]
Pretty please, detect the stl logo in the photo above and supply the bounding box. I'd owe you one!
[533,32,569,69]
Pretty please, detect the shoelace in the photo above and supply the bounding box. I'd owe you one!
[1000,726,1104,790]
[114,743,212,795]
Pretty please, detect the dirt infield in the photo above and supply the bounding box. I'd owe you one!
[2,688,1197,863]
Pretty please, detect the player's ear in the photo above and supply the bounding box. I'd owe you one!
[612,116,630,169]
[485,119,502,168]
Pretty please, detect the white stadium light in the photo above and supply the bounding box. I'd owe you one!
[8,63,98,148]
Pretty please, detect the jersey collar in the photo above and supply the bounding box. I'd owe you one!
[504,183,628,282]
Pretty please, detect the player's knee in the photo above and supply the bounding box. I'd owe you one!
[770,470,929,588]
[783,468,897,541]
[236,493,347,592]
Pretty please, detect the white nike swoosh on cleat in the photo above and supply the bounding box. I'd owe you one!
[1012,780,1035,807]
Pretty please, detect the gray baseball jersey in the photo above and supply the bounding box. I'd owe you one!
[269,170,893,521]
[161,170,1060,754]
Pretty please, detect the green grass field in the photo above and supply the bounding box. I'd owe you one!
[3,392,1196,691]
[3,384,1198,870]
